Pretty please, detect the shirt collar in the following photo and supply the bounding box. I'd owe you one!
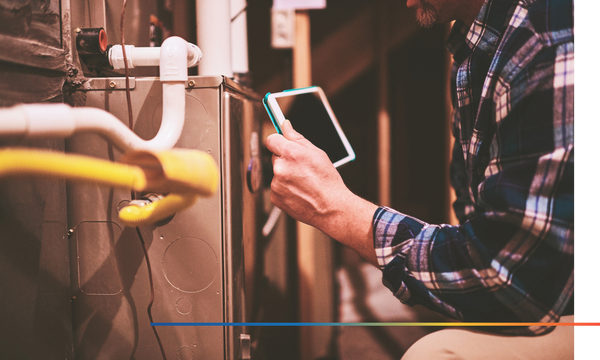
[446,0,517,63]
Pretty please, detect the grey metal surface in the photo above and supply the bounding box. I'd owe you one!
[0,139,73,360]
[68,75,262,359]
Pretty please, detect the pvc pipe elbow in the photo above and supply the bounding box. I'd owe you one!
[160,36,189,82]
[144,83,186,150]
[186,43,202,67]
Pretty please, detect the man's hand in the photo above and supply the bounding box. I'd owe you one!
[265,120,351,229]
[265,120,379,265]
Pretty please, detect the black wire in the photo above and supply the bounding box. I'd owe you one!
[136,226,168,360]
[231,6,248,22]
[120,0,165,358]
[121,0,134,129]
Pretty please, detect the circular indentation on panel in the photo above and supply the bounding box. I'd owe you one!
[176,297,193,315]
[152,94,211,149]
[163,237,218,293]
[177,345,194,360]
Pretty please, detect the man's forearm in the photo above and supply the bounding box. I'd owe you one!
[314,190,379,266]
[266,120,380,265]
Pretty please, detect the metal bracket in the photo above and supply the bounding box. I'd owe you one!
[87,77,137,90]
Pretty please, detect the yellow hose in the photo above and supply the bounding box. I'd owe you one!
[120,148,219,196]
[0,147,220,227]
[0,148,148,191]
[118,193,198,227]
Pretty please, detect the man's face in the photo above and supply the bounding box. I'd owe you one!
[407,0,481,27]
[415,0,439,28]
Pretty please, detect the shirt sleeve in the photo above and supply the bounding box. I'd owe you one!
[373,43,574,336]
[373,151,573,334]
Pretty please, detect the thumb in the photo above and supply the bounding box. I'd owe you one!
[281,120,306,142]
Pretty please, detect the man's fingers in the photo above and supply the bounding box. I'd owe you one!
[282,120,318,149]
[281,120,305,142]
[265,133,287,156]
[267,120,318,158]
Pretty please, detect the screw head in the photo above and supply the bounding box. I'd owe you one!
[109,81,116,89]
[188,80,195,88]
[67,229,74,237]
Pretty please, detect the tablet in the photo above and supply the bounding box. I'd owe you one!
[263,86,355,168]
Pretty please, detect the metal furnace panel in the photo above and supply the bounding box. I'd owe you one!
[67,75,261,359]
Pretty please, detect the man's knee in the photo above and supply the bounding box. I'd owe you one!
[401,329,470,360]
[401,321,574,360]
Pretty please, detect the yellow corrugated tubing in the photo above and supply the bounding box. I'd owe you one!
[0,148,148,190]
[117,194,198,227]
[0,147,219,227]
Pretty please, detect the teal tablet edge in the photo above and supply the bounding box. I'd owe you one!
[262,93,283,134]
[283,85,318,92]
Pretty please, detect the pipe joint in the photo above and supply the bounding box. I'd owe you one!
[160,36,190,82]
[108,38,202,71]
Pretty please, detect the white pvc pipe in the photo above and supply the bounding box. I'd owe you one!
[110,46,160,68]
[1,84,182,152]
[231,0,249,75]
[71,83,185,151]
[196,0,232,76]
[109,41,202,70]
[0,37,193,152]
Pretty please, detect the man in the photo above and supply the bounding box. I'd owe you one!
[266,0,574,358]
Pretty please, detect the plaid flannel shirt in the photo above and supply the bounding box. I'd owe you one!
[373,0,573,334]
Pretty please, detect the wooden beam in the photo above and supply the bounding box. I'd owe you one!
[293,10,335,360]
[259,2,418,97]
[444,24,459,225]
[376,0,391,207]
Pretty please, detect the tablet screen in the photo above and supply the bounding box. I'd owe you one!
[272,92,351,166]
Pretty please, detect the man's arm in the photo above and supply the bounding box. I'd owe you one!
[265,120,379,265]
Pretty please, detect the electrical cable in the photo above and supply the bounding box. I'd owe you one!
[136,226,168,360]
[121,0,134,130]
[231,6,248,22]
[121,1,166,358]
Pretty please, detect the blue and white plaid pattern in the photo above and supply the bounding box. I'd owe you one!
[373,0,573,335]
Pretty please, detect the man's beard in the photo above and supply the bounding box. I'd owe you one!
[416,0,438,28]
